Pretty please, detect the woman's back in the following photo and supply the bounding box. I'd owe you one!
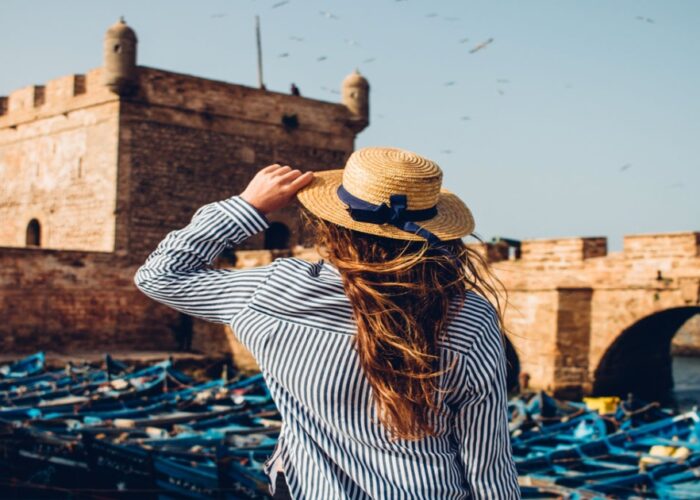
[230,257,518,499]
[134,147,521,499]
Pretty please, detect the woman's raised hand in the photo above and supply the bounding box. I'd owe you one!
[240,164,315,215]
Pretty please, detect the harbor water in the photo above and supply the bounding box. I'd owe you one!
[672,355,700,412]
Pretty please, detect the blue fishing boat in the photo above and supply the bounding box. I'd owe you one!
[0,352,45,379]
[5,351,698,498]
[516,410,700,496]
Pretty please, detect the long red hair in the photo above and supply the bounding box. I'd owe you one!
[303,210,509,441]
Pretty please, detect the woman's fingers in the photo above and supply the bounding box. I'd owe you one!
[289,171,314,191]
[271,165,293,177]
[260,163,282,174]
[277,169,304,185]
[241,164,313,215]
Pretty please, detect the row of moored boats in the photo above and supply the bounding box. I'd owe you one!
[1,352,699,498]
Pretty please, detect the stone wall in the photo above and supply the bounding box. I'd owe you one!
[0,244,235,355]
[117,67,356,264]
[0,64,359,356]
[0,69,120,252]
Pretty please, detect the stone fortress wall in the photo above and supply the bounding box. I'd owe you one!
[0,19,368,356]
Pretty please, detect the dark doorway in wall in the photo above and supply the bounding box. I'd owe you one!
[26,219,41,246]
[265,222,291,250]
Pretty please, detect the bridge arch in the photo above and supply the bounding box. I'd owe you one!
[593,306,700,405]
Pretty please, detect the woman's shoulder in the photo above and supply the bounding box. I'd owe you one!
[245,257,354,329]
[455,290,500,329]
[442,290,502,358]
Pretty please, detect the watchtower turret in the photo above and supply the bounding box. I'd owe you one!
[342,69,369,132]
[102,17,138,95]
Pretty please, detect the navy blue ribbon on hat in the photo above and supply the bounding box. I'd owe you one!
[336,185,456,260]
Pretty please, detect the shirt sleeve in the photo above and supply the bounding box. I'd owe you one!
[133,195,277,324]
[455,304,520,499]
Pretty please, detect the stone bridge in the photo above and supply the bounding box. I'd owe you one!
[482,231,700,401]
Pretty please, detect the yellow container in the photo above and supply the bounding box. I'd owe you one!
[583,396,621,414]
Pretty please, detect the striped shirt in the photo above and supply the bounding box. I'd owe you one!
[134,195,520,499]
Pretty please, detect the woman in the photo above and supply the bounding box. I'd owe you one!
[134,147,520,499]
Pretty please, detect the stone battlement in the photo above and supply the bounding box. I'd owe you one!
[0,65,353,139]
[471,231,700,264]
[623,231,700,260]
[228,231,699,272]
[519,236,608,262]
[0,68,116,127]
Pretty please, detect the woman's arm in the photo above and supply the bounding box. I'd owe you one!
[456,305,520,499]
[133,196,274,323]
[133,164,314,324]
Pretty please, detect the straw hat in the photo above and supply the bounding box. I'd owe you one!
[296,146,475,242]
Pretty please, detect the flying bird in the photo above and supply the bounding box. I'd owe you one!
[425,12,438,18]
[320,86,339,94]
[320,10,339,20]
[272,0,289,8]
[278,52,290,58]
[363,57,376,63]
[461,116,471,121]
[444,81,456,87]
[497,89,505,96]
[635,15,655,23]
[619,163,632,172]
[441,149,453,154]
[317,56,328,62]
[469,38,494,54]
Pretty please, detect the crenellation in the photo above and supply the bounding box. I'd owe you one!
[520,236,607,262]
[34,85,45,107]
[623,232,700,260]
[582,237,607,259]
[74,74,86,95]
[466,241,510,263]
[45,74,88,102]
[0,68,117,130]
[8,85,45,112]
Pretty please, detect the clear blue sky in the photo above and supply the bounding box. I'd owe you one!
[2,0,698,251]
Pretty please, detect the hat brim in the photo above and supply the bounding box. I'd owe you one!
[296,170,475,241]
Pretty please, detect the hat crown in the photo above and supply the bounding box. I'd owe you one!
[341,147,443,210]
